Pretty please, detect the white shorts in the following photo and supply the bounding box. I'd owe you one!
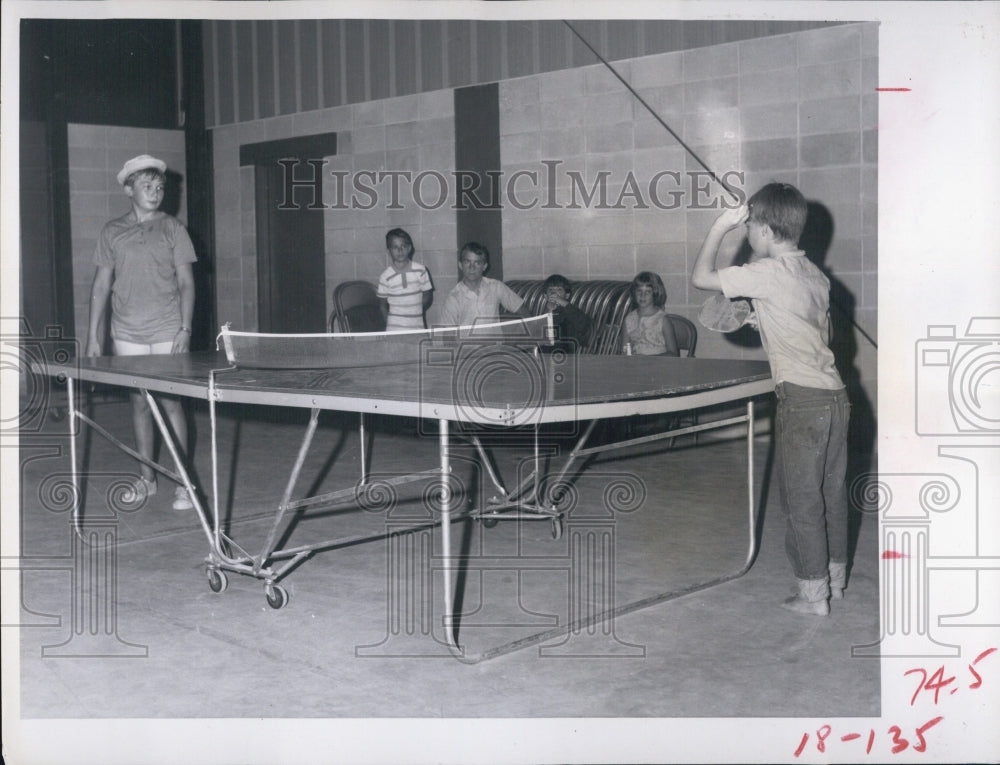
[113,339,174,356]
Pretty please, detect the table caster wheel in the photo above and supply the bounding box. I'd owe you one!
[550,516,563,540]
[207,567,228,593]
[482,515,500,528]
[265,583,288,610]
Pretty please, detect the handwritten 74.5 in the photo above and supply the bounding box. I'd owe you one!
[792,647,995,758]
[904,647,996,706]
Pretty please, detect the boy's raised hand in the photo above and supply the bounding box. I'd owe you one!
[715,203,749,231]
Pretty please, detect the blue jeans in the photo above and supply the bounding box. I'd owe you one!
[775,382,851,580]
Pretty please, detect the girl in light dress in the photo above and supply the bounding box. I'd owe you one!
[622,271,679,356]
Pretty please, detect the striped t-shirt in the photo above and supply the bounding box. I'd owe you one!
[376,261,433,330]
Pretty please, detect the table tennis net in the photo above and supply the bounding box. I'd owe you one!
[218,315,555,369]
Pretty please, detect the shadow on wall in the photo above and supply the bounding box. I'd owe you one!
[162,169,183,217]
[800,201,877,474]
[162,168,215,353]
[722,233,762,350]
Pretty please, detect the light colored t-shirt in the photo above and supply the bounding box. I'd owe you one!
[93,211,197,344]
[718,250,843,389]
[439,277,524,327]
[624,308,669,355]
[377,261,433,330]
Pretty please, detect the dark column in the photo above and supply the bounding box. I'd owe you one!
[181,20,216,352]
[454,83,503,280]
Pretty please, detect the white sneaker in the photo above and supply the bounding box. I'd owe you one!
[129,476,157,502]
[172,485,195,511]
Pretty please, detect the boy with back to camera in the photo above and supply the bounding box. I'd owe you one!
[691,182,850,616]
[86,155,197,511]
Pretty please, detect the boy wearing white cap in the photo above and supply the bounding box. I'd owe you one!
[86,155,197,510]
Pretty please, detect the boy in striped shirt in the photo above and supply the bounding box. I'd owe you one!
[376,228,434,330]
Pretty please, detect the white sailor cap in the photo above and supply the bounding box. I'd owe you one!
[117,154,167,185]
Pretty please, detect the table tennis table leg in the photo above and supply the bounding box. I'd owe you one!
[467,424,564,537]
[66,375,84,541]
[466,432,508,498]
[142,390,214,546]
[438,418,460,651]
[451,400,763,664]
[545,417,599,490]
[744,399,756,563]
[61,371,226,569]
[549,402,761,574]
[255,407,321,574]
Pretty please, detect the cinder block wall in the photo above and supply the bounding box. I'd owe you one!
[211,88,458,329]
[210,22,877,440]
[66,125,187,344]
[497,23,877,368]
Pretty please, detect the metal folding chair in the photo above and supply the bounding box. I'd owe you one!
[329,280,386,333]
[329,280,388,486]
[665,313,698,358]
[664,313,700,443]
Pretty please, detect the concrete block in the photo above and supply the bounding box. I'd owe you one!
[797,24,861,66]
[538,66,587,102]
[684,76,739,111]
[799,60,862,100]
[684,42,739,80]
[630,50,684,88]
[799,166,862,203]
[800,132,861,168]
[585,122,634,154]
[739,68,798,107]
[799,95,861,136]
[741,102,798,141]
[739,33,797,73]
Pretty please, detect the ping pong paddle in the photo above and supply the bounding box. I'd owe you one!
[698,294,753,333]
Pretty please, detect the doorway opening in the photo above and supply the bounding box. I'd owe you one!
[240,133,337,333]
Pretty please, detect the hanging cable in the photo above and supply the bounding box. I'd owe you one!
[563,20,739,203]
[563,20,877,350]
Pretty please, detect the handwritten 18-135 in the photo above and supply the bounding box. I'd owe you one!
[792,647,995,758]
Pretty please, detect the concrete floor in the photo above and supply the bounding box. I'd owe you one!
[14,393,879,726]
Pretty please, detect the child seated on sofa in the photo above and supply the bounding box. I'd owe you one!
[539,274,592,353]
[622,271,679,356]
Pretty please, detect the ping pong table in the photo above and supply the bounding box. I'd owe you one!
[41,329,773,660]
